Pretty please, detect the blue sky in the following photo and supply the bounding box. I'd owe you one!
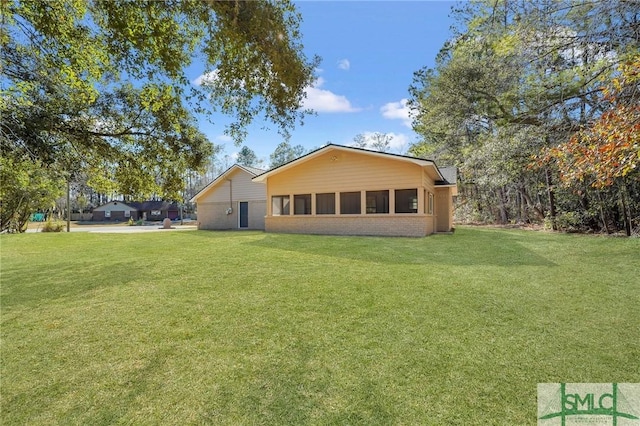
[190,1,458,166]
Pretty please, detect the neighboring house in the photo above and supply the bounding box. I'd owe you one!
[92,200,179,221]
[92,201,138,221]
[252,144,457,237]
[190,164,267,230]
[128,201,179,221]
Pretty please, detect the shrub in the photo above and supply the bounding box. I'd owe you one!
[552,211,583,232]
[41,220,65,232]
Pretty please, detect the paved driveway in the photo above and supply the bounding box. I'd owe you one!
[26,224,197,233]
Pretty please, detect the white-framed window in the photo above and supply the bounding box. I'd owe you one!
[104,210,111,218]
[151,210,161,216]
[124,210,131,218]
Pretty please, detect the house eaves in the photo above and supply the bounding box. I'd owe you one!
[252,144,445,183]
[190,164,266,203]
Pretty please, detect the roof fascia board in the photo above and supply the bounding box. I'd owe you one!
[253,144,438,183]
[190,164,260,202]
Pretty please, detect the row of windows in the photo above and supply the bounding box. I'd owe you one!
[272,189,434,215]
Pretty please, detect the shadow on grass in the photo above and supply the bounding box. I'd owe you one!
[1,260,150,311]
[245,228,557,268]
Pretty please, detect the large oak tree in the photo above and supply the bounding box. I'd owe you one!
[1,0,318,231]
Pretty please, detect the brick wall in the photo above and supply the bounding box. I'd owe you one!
[249,200,266,230]
[198,200,266,230]
[265,215,431,237]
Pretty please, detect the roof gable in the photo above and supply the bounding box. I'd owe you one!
[93,201,137,211]
[190,164,266,202]
[253,144,445,183]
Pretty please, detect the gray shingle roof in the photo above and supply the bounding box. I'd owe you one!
[127,201,178,211]
[437,167,457,185]
[239,165,267,175]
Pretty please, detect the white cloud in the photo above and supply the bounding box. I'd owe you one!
[337,59,350,71]
[349,131,411,154]
[380,98,414,128]
[192,70,219,86]
[195,71,359,114]
[302,77,360,113]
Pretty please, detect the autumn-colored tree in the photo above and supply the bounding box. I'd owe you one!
[409,0,638,233]
[536,56,639,235]
[541,57,639,189]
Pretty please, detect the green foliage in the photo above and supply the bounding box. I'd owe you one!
[236,146,258,167]
[40,220,65,233]
[352,132,392,152]
[549,211,582,232]
[1,0,318,202]
[269,141,306,168]
[0,156,64,233]
[409,0,640,234]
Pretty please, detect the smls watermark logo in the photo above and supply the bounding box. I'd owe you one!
[538,383,640,425]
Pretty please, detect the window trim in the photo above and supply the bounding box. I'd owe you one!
[395,189,419,214]
[365,190,389,214]
[271,195,290,216]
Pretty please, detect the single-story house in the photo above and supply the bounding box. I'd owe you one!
[190,164,266,230]
[129,201,179,221]
[252,144,457,237]
[92,200,179,221]
[92,201,137,221]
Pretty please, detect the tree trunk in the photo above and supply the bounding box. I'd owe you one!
[596,191,611,234]
[519,186,544,221]
[496,187,509,224]
[516,188,522,223]
[545,168,557,230]
[618,181,632,237]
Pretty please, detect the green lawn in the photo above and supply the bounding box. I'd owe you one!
[1,227,638,425]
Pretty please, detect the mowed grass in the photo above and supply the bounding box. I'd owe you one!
[1,227,638,425]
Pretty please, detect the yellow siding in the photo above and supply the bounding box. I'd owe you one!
[267,150,423,196]
[260,147,456,236]
[435,187,453,232]
[422,169,436,193]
